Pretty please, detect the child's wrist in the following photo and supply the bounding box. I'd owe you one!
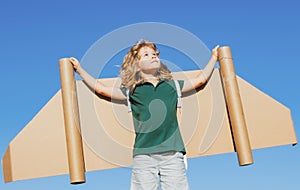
[75,65,81,73]
[211,54,218,60]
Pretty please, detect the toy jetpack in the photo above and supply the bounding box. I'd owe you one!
[2,47,297,184]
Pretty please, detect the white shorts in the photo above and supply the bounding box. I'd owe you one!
[130,151,190,190]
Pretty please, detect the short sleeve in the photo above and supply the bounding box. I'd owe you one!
[178,80,184,90]
[120,86,127,96]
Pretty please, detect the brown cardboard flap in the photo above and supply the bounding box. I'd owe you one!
[2,69,297,183]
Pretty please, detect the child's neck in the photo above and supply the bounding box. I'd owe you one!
[140,71,159,86]
[141,75,159,86]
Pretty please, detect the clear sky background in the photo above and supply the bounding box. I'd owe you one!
[1,0,300,189]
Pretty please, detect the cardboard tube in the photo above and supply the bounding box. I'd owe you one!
[218,46,253,166]
[58,58,86,184]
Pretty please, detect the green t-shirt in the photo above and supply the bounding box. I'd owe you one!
[121,79,186,156]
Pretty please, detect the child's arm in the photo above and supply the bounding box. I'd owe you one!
[181,45,219,93]
[69,57,126,100]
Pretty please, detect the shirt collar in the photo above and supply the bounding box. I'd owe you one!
[141,78,167,85]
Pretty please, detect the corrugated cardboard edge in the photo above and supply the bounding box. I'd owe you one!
[2,146,13,183]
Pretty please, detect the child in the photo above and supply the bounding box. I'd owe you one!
[69,39,219,190]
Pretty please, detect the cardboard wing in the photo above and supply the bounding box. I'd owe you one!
[2,68,297,183]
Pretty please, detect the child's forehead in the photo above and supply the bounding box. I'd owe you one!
[139,46,156,53]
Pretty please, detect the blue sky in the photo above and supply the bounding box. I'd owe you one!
[1,0,300,189]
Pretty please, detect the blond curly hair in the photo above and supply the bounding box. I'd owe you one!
[120,39,172,92]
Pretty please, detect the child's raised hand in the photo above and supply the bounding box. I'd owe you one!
[69,57,81,70]
[212,45,219,60]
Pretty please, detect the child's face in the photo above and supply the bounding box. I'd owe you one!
[138,46,160,73]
